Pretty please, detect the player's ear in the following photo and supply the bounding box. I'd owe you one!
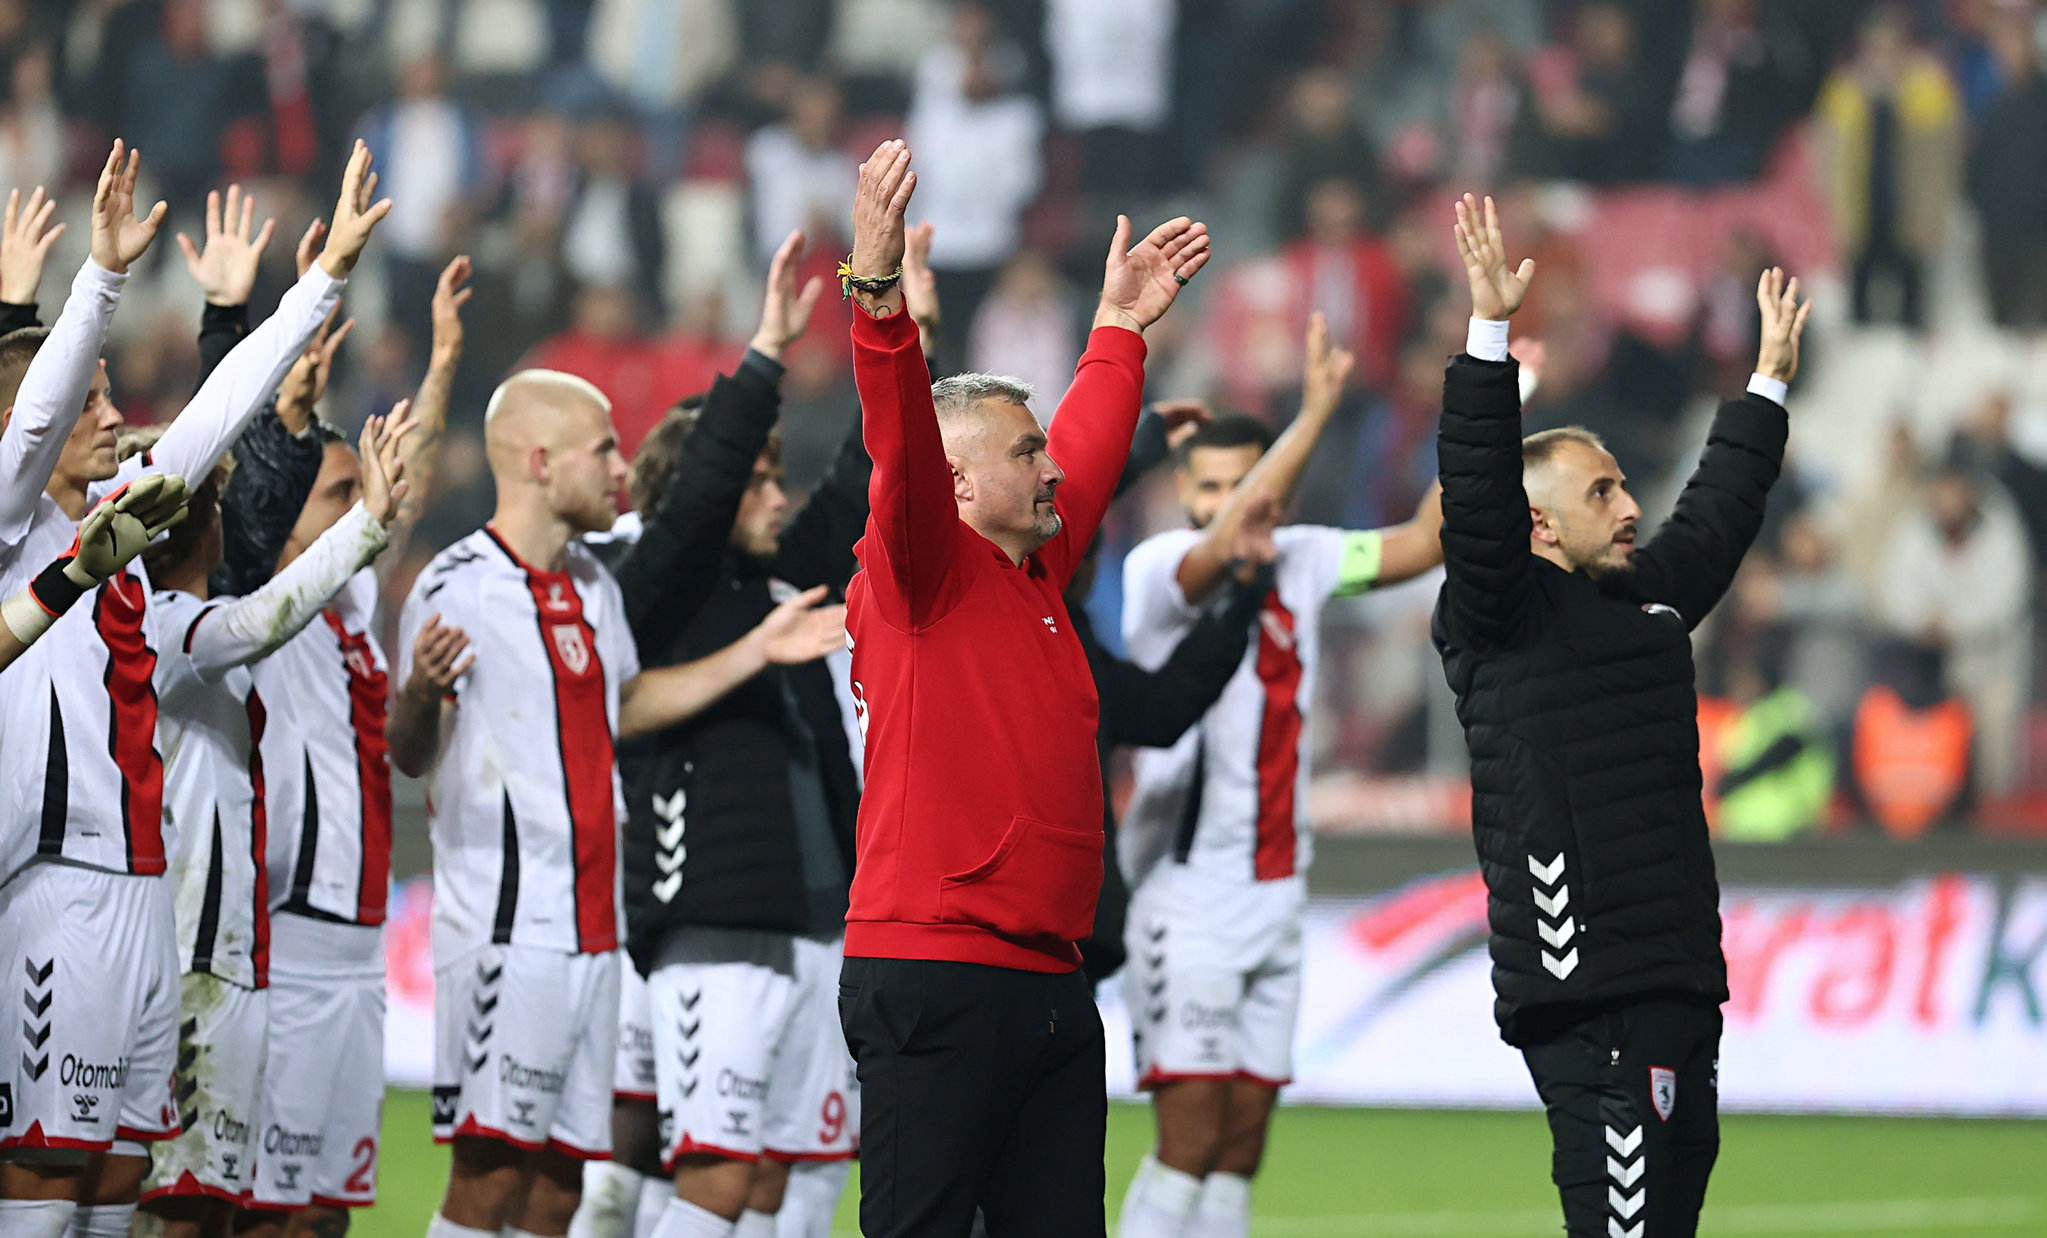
[949,455,971,503]
[528,444,550,485]
[1,405,11,433]
[1529,503,1560,547]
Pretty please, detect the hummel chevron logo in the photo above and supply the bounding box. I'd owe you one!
[466,1051,488,1074]
[1540,948,1579,978]
[178,1044,199,1074]
[1147,924,1165,943]
[22,1052,47,1080]
[1528,853,1565,885]
[679,1019,700,1041]
[653,872,682,902]
[22,1020,49,1048]
[23,990,50,1018]
[1606,1126,1643,1156]
[479,963,503,985]
[1608,1186,1644,1219]
[1607,1156,1643,1187]
[473,993,499,1016]
[680,991,701,1011]
[1608,1221,1643,1238]
[1539,918,1576,948]
[654,789,686,822]
[1533,887,1570,918]
[680,1047,700,1068]
[680,1078,698,1098]
[656,818,684,850]
[657,848,685,875]
[23,959,52,986]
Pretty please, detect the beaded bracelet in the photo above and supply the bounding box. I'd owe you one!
[839,258,904,299]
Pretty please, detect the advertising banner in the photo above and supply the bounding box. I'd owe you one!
[383,870,2047,1114]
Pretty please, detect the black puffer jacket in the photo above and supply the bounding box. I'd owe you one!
[1431,353,1785,1045]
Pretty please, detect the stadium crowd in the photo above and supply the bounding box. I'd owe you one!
[6,1,2047,840]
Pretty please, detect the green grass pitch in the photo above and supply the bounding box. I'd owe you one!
[357,1089,2047,1235]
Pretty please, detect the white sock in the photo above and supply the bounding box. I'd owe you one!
[507,1228,560,1238]
[570,1161,650,1238]
[67,1201,135,1238]
[1184,1173,1252,1238]
[775,1161,850,1238]
[636,1179,673,1238]
[426,1214,500,1238]
[0,1199,77,1238]
[1117,1153,1200,1238]
[730,1210,776,1238]
[648,1196,735,1238]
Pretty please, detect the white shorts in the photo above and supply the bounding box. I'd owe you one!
[650,931,857,1168]
[252,914,386,1210]
[1124,866,1304,1089]
[141,974,268,1203]
[432,943,619,1160]
[614,957,657,1104]
[0,864,180,1152]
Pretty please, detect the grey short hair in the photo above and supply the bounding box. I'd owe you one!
[930,373,1035,422]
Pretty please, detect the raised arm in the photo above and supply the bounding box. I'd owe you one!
[135,144,387,488]
[0,145,162,544]
[615,229,819,647]
[1624,269,1806,629]
[1174,316,1352,606]
[1436,193,1541,652]
[617,585,845,739]
[180,185,276,385]
[185,409,411,677]
[381,255,470,574]
[0,186,63,332]
[1039,214,1212,587]
[846,141,965,628]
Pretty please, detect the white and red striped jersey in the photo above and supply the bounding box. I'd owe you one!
[0,259,343,884]
[399,527,638,960]
[156,504,390,988]
[1119,525,1352,888]
[256,568,393,927]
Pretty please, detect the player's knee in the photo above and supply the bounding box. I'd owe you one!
[609,1100,665,1178]
[1153,1110,1228,1176]
[442,1136,527,1227]
[518,1150,586,1233]
[280,1206,350,1238]
[746,1158,791,1214]
[670,1152,756,1221]
[1214,1120,1268,1177]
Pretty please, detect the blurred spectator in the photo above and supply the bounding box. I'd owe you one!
[1814,6,1961,329]
[1511,1,1665,184]
[1962,391,2047,562]
[744,75,856,264]
[561,108,666,317]
[127,0,231,211]
[968,250,1080,416]
[832,0,949,87]
[1967,9,2047,328]
[1712,662,1835,842]
[1272,69,1381,244]
[738,0,834,74]
[358,53,489,347]
[1770,511,1872,735]
[1665,0,1807,186]
[0,44,59,198]
[1875,448,2033,794]
[1283,178,1410,392]
[1445,29,1530,190]
[587,0,737,179]
[526,284,673,461]
[906,12,1044,372]
[1045,0,1178,194]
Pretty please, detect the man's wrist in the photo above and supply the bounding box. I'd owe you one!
[1466,316,1511,362]
[747,333,785,361]
[1747,372,1789,405]
[1093,302,1143,333]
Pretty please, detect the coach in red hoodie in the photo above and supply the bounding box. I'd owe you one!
[838,139,1210,1237]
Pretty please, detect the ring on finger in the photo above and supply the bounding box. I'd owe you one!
[1173,272,1189,286]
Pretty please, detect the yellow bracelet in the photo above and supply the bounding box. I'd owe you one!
[839,258,904,299]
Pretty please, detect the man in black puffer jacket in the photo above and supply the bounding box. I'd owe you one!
[1432,195,1809,1238]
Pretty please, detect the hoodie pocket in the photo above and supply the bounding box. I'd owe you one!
[938,816,1103,943]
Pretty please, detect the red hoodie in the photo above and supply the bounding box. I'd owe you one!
[844,308,1146,972]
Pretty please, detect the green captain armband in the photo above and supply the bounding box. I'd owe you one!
[1331,529,1384,598]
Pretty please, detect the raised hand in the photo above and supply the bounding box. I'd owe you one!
[431,255,473,364]
[750,230,825,361]
[1,187,64,304]
[1098,215,1211,333]
[317,140,393,279]
[902,220,940,339]
[1231,492,1280,579]
[360,401,419,526]
[1754,267,1812,386]
[176,185,278,306]
[275,312,355,432]
[406,613,474,697]
[751,584,848,665]
[1300,312,1356,417]
[1452,193,1534,321]
[849,139,916,316]
[294,218,326,278]
[90,141,168,275]
[65,473,191,587]
[1152,398,1213,450]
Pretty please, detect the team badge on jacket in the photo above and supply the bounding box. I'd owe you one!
[1650,1065,1677,1121]
[553,625,590,676]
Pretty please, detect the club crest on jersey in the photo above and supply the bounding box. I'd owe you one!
[552,624,591,675]
[344,646,372,678]
[1649,1065,1677,1121]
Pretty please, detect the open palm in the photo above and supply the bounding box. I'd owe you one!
[1101,215,1211,331]
[1452,193,1534,321]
